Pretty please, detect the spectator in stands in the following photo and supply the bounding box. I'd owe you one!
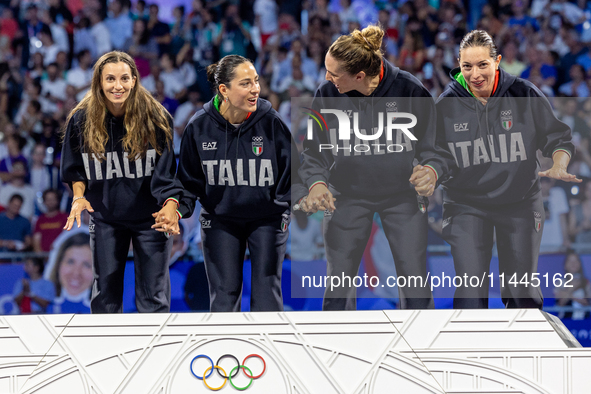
[48,0,74,26]
[33,189,67,252]
[254,0,279,47]
[123,19,159,77]
[521,46,557,96]
[398,24,427,75]
[19,100,43,138]
[67,50,93,102]
[508,0,539,31]
[558,98,590,143]
[23,5,49,56]
[105,0,133,51]
[41,63,68,113]
[0,8,19,46]
[173,86,203,154]
[48,231,92,313]
[38,117,61,156]
[0,194,31,251]
[154,79,179,116]
[0,158,36,220]
[276,55,316,93]
[28,52,46,80]
[141,60,160,94]
[570,181,591,250]
[500,41,527,77]
[176,45,197,89]
[214,4,252,58]
[170,5,187,56]
[12,258,55,314]
[34,25,61,67]
[73,17,97,61]
[478,4,503,37]
[0,121,17,162]
[16,79,51,123]
[147,4,171,56]
[558,64,589,98]
[558,31,587,85]
[184,6,216,69]
[88,8,112,59]
[554,251,591,320]
[30,143,58,201]
[132,0,149,21]
[39,7,69,57]
[0,135,27,183]
[159,52,186,101]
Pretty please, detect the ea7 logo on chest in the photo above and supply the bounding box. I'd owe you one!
[202,142,217,151]
[454,123,469,132]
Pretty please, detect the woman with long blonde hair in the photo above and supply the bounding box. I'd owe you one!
[61,51,182,313]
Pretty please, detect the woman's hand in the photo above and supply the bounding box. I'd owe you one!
[152,201,180,234]
[410,165,436,196]
[296,193,336,213]
[64,197,94,230]
[306,183,336,213]
[538,165,581,183]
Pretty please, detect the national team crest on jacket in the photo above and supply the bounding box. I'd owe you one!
[534,211,542,232]
[252,136,263,156]
[501,110,513,131]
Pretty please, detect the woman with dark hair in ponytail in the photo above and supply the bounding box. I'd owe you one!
[436,30,580,309]
[61,51,182,314]
[176,55,299,312]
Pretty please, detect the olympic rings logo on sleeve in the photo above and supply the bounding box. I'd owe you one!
[190,354,266,391]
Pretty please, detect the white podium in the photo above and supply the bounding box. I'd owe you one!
[0,310,589,393]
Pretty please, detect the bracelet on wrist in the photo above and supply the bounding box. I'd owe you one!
[72,196,86,205]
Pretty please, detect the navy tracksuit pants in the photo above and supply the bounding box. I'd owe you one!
[322,191,434,310]
[89,216,172,313]
[200,209,289,312]
[441,192,544,309]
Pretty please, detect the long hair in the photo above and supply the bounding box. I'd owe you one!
[63,51,172,161]
[50,232,91,297]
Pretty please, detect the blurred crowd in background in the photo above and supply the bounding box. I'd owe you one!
[0,0,590,316]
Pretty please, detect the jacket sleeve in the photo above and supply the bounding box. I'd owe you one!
[60,112,88,187]
[150,115,184,209]
[272,116,302,209]
[413,88,458,186]
[298,91,333,189]
[529,88,575,158]
[176,121,206,219]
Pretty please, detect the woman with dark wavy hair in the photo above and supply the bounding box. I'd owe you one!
[60,50,182,313]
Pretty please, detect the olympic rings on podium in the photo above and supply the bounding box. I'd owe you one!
[189,353,267,391]
[204,365,228,391]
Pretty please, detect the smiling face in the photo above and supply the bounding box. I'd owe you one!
[101,61,136,115]
[219,62,260,112]
[459,46,501,98]
[325,52,360,93]
[59,245,93,296]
